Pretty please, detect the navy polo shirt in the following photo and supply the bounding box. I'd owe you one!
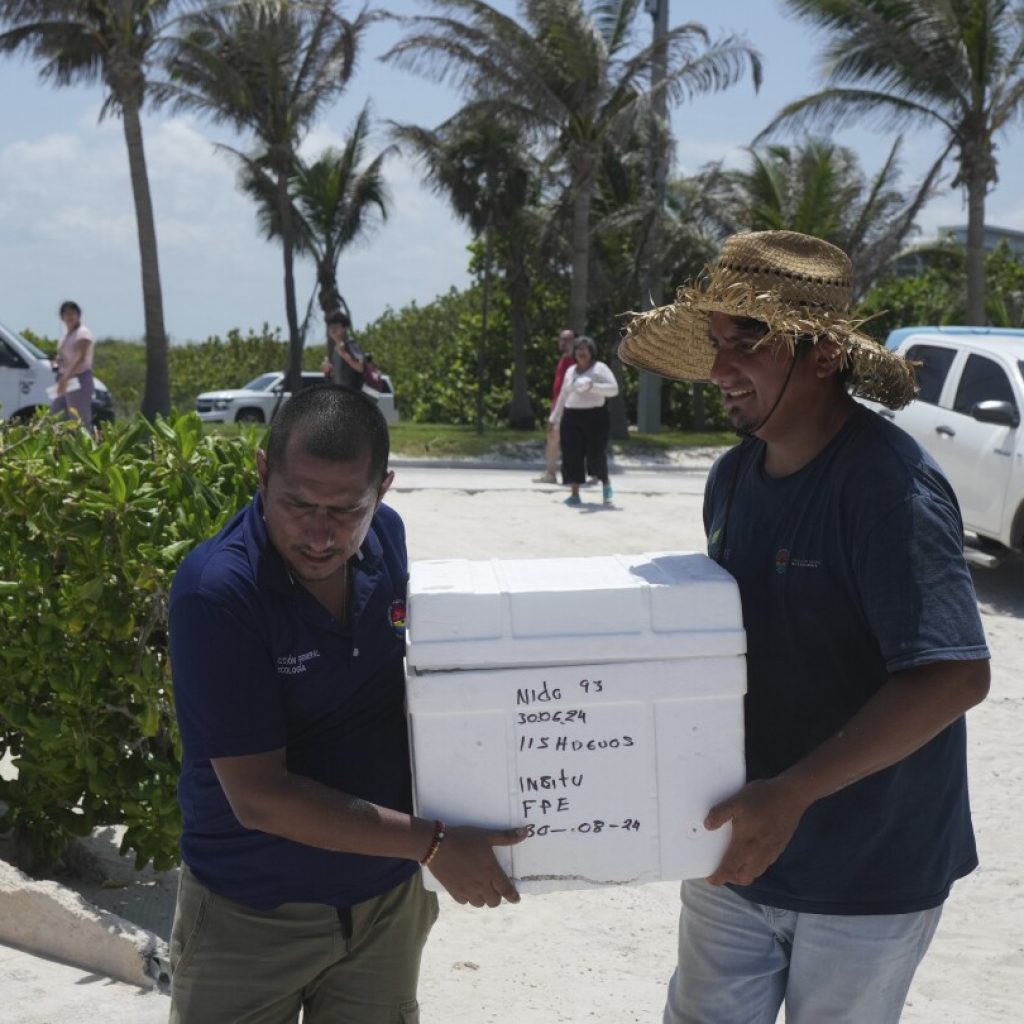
[704,407,989,914]
[169,493,417,909]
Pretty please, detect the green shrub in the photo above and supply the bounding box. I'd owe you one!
[0,412,259,872]
[167,325,321,412]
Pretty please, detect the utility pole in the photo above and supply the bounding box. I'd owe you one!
[637,0,668,434]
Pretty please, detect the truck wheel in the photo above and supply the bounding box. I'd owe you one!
[235,408,265,424]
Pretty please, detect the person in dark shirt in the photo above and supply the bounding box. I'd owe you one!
[168,384,525,1023]
[620,230,990,1024]
[320,309,366,392]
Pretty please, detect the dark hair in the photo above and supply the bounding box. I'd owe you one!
[265,383,389,484]
[573,335,598,360]
[325,310,351,329]
[792,332,853,388]
[734,316,771,338]
[59,300,82,317]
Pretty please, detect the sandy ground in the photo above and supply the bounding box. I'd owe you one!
[3,462,1022,1021]
[390,474,1024,1024]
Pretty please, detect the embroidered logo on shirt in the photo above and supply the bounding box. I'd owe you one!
[774,549,821,574]
[389,600,407,635]
[276,649,321,675]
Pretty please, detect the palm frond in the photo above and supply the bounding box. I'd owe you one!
[757,86,956,142]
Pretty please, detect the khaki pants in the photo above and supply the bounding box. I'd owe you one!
[169,866,438,1024]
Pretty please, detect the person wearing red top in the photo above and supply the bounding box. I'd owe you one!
[534,328,576,484]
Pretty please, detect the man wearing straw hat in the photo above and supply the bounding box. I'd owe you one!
[620,231,991,1024]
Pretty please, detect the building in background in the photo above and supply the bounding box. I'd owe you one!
[890,224,1024,278]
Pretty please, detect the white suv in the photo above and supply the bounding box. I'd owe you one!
[863,327,1024,559]
[195,371,398,425]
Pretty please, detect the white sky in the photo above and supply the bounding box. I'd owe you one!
[1,0,1022,344]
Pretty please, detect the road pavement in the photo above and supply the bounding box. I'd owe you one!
[390,460,711,496]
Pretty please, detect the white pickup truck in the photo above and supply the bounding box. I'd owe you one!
[862,326,1024,563]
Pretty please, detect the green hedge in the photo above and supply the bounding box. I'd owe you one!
[0,413,259,872]
[28,298,730,430]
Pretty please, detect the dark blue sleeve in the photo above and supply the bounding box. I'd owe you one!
[850,487,990,674]
[170,590,287,761]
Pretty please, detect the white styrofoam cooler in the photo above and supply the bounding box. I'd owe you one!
[405,551,746,894]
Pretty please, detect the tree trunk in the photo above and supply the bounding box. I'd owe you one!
[692,383,707,430]
[965,164,987,326]
[636,0,670,434]
[121,99,169,420]
[506,243,533,429]
[277,167,304,391]
[476,226,493,434]
[317,261,343,319]
[568,162,595,334]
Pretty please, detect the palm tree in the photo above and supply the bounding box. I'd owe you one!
[589,140,722,429]
[758,0,1024,325]
[165,0,369,390]
[241,103,394,322]
[701,136,942,297]
[392,102,539,429]
[0,0,174,419]
[384,0,761,336]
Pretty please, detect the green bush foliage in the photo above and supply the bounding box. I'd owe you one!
[24,283,731,429]
[861,241,1024,338]
[167,325,325,412]
[360,285,561,426]
[0,413,259,872]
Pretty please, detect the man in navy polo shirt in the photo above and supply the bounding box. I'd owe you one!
[620,231,991,1024]
[168,384,525,1023]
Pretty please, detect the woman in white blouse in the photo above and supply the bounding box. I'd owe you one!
[549,336,619,506]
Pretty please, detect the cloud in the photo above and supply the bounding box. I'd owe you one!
[0,110,470,343]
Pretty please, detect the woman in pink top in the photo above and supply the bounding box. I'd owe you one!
[51,300,95,429]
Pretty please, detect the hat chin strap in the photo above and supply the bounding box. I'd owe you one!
[734,350,801,439]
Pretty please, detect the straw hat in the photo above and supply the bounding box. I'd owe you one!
[619,230,916,410]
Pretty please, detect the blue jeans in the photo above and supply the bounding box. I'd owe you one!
[664,879,943,1024]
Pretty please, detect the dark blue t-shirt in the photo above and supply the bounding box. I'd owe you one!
[704,405,989,914]
[169,494,417,910]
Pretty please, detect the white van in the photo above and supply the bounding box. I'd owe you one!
[0,320,114,423]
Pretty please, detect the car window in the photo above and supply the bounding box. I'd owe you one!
[0,338,27,369]
[905,344,956,405]
[242,373,280,391]
[953,354,1017,414]
[0,322,47,361]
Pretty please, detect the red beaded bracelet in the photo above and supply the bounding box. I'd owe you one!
[420,820,447,866]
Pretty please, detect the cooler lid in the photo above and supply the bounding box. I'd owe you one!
[406,551,745,671]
